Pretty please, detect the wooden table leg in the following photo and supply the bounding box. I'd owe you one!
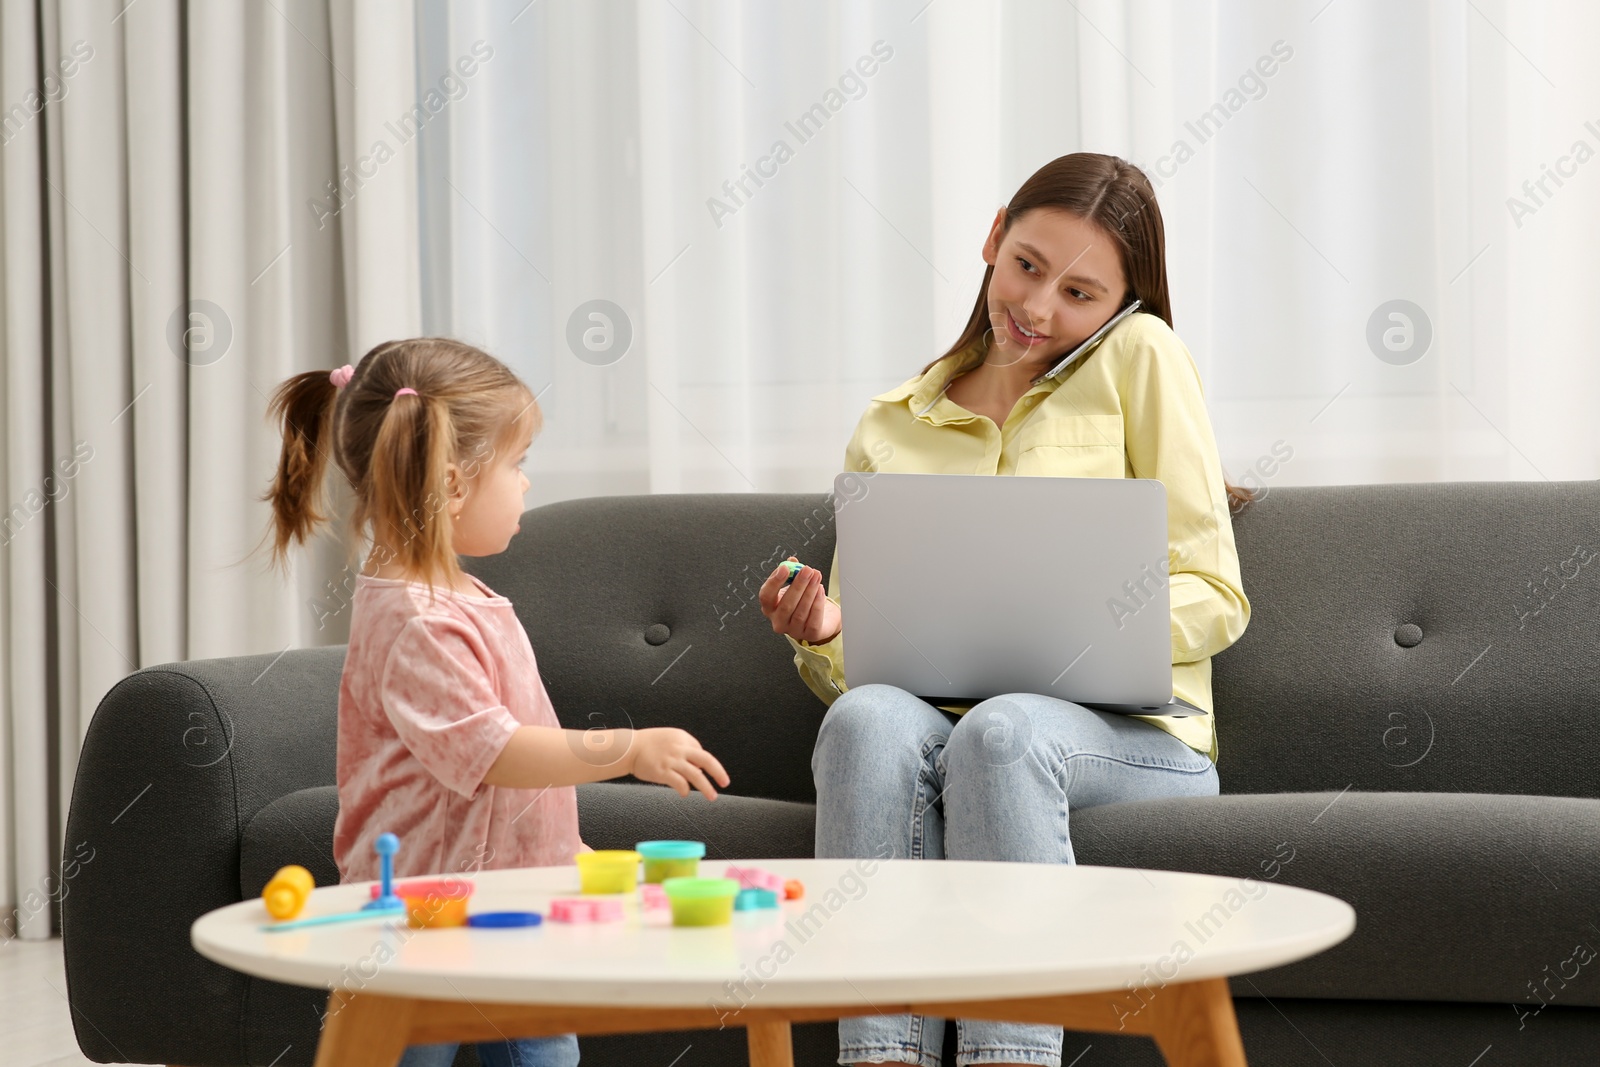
[906,983,1249,1066]
[1147,978,1248,1067]
[313,989,416,1067]
[746,1019,795,1067]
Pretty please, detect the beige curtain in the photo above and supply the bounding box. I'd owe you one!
[0,0,420,940]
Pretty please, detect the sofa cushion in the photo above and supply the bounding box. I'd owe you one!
[575,780,816,858]
[1212,481,1600,799]
[1072,789,1600,1008]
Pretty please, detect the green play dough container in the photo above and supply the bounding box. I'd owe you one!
[662,877,739,926]
[635,840,706,884]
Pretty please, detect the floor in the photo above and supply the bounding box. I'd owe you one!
[0,937,101,1066]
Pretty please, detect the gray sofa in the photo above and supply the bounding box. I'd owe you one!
[62,484,1600,1066]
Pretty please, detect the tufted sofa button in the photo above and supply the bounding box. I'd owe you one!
[1394,623,1423,648]
[644,624,671,645]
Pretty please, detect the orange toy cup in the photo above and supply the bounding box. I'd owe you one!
[395,878,475,929]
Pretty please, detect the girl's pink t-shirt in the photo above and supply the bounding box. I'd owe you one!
[332,572,582,883]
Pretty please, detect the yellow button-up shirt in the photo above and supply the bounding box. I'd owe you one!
[786,311,1250,764]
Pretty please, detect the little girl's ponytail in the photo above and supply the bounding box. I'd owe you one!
[262,368,343,571]
[368,385,458,588]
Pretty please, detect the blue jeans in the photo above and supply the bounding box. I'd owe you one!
[396,1034,579,1067]
[813,684,1220,1067]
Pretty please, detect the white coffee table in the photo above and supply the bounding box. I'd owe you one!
[192,858,1353,1067]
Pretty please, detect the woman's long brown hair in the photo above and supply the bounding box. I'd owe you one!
[923,152,1255,514]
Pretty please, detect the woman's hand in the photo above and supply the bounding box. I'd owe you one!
[629,728,730,800]
[760,555,842,645]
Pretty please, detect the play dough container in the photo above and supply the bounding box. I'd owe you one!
[635,840,706,883]
[396,879,474,929]
[575,849,641,894]
[662,877,740,927]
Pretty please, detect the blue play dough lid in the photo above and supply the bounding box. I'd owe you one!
[467,911,543,928]
[635,840,707,860]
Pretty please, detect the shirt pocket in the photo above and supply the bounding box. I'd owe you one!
[1013,414,1127,479]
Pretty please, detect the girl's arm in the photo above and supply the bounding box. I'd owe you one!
[482,725,730,800]
[377,616,731,802]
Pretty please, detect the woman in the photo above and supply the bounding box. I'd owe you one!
[759,153,1253,1067]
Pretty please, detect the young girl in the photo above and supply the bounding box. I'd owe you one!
[760,154,1253,1067]
[263,338,730,1067]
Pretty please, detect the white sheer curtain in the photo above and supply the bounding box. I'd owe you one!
[420,0,1600,505]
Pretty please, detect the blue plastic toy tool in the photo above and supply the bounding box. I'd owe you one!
[261,905,403,933]
[468,911,543,928]
[364,832,403,912]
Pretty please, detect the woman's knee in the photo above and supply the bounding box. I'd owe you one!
[815,684,950,758]
[948,692,1218,804]
[943,693,1051,774]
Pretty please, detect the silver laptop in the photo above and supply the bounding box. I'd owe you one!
[834,471,1206,717]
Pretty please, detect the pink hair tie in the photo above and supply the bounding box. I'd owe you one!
[329,364,354,389]
[394,387,418,398]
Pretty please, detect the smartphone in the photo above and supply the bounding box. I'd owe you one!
[1029,297,1143,385]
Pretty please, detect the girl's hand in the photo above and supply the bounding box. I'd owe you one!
[760,555,842,644]
[629,728,730,800]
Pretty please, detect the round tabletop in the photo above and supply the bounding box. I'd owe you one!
[192,858,1354,1008]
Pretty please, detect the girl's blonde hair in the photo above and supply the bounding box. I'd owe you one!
[260,337,539,595]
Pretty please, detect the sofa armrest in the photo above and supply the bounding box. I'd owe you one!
[62,646,345,1067]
